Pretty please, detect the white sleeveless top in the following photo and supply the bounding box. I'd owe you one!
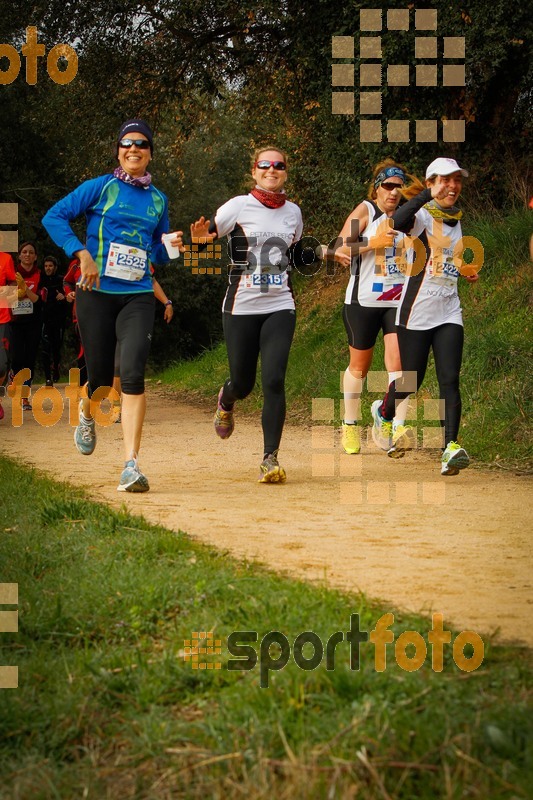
[344,200,406,308]
[396,209,463,330]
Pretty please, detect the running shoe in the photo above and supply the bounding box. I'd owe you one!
[371,399,392,451]
[341,422,361,454]
[441,441,470,476]
[117,458,150,492]
[387,424,414,459]
[74,401,96,456]
[22,398,32,411]
[45,379,53,387]
[258,451,287,483]
[214,387,234,439]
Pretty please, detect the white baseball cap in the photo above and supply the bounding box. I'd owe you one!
[425,157,469,179]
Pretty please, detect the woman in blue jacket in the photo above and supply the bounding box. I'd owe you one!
[43,119,183,492]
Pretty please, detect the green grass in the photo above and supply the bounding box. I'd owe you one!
[1,456,532,799]
[159,209,532,467]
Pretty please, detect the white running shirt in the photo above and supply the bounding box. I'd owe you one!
[396,209,464,330]
[215,194,303,315]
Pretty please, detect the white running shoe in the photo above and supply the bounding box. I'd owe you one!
[117,457,150,492]
[371,400,393,451]
[74,401,96,456]
[441,441,470,476]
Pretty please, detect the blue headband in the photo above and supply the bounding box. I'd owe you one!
[374,166,406,187]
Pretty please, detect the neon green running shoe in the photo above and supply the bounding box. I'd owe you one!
[341,422,361,454]
[387,424,414,459]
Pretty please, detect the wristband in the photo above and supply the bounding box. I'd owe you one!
[164,300,173,306]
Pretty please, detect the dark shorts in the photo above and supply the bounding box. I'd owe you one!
[342,303,397,350]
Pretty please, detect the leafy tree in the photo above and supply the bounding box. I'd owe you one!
[0,0,530,365]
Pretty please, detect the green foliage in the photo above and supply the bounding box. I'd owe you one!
[0,0,530,367]
[1,456,532,798]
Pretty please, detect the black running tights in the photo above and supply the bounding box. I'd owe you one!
[221,310,296,455]
[10,319,41,386]
[382,323,464,446]
[76,290,155,396]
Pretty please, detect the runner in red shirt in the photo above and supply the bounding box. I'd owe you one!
[10,242,42,410]
[0,251,17,420]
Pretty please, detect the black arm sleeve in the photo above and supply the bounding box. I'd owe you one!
[392,188,432,233]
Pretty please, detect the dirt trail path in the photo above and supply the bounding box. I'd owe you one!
[1,386,531,646]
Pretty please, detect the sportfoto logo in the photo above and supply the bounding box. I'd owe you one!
[188,223,484,279]
[182,613,484,688]
[332,8,466,142]
[3,368,119,428]
[0,27,78,86]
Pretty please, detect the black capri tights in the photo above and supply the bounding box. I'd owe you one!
[221,309,296,455]
[0,323,10,381]
[76,290,155,396]
[10,319,41,385]
[382,323,464,446]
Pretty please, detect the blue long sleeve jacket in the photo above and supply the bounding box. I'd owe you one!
[42,174,170,294]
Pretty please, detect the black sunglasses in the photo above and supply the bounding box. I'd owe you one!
[255,160,286,170]
[119,138,151,149]
[380,181,403,191]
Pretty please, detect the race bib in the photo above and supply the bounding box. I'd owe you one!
[427,256,459,289]
[376,239,406,285]
[249,274,283,286]
[382,248,405,285]
[105,243,148,282]
[12,298,33,315]
[244,265,284,290]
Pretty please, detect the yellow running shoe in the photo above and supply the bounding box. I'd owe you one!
[387,424,414,459]
[341,422,361,454]
[258,451,287,483]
